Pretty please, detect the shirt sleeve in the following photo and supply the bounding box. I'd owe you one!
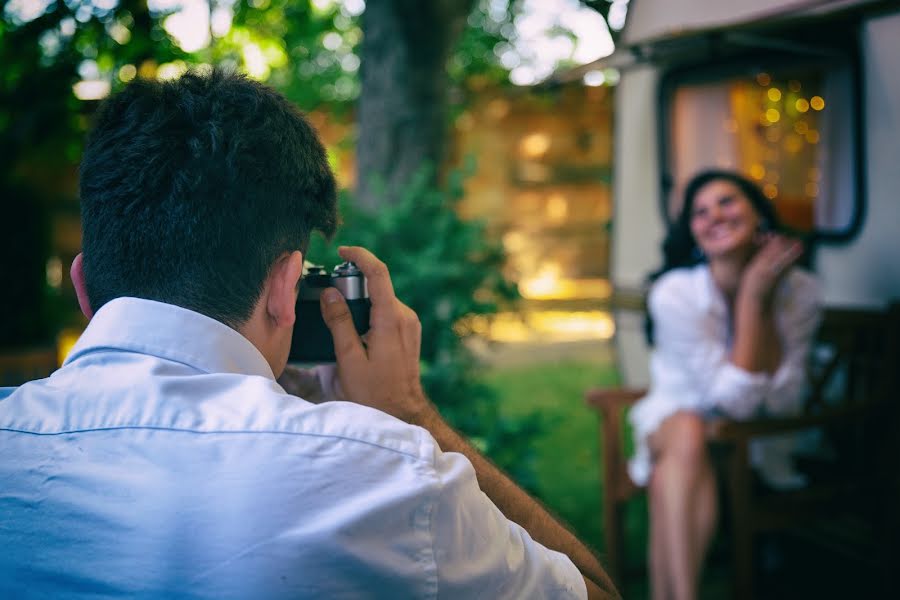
[650,275,767,419]
[429,449,587,600]
[649,269,821,420]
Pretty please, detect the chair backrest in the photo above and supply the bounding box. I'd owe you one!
[804,306,892,415]
[0,348,58,387]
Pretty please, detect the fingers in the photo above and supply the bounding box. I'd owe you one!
[771,240,803,275]
[338,246,395,307]
[320,287,368,374]
[335,245,419,361]
[397,301,422,363]
[757,236,803,279]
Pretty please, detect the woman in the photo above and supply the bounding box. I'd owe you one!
[628,170,822,600]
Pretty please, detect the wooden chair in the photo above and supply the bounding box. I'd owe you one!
[586,303,900,599]
[0,347,58,387]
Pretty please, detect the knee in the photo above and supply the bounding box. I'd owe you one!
[658,411,708,467]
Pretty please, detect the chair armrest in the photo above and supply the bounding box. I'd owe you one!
[585,388,646,413]
[706,405,868,441]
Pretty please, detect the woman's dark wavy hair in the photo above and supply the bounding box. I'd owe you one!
[644,169,782,344]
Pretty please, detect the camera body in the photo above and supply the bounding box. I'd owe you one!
[289,261,370,363]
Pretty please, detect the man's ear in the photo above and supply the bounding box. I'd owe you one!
[71,253,94,320]
[266,251,304,329]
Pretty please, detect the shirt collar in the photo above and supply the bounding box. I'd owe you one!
[64,297,275,380]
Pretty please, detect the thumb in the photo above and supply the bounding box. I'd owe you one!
[320,287,367,372]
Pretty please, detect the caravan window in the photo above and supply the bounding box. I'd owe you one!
[660,57,860,240]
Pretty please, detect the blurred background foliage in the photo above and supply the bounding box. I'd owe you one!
[307,160,544,490]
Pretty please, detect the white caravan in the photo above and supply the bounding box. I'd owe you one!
[563,0,900,386]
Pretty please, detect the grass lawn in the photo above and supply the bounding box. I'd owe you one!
[482,358,631,554]
[482,357,735,599]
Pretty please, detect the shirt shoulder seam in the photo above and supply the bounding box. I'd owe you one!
[0,425,431,462]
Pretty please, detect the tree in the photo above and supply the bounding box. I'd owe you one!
[355,0,475,209]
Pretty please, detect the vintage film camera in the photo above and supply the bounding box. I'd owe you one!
[289,261,371,362]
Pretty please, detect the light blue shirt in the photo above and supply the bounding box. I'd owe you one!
[0,297,584,599]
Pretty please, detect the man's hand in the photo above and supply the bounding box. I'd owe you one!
[319,245,619,598]
[319,246,432,425]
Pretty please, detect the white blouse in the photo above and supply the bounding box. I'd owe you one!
[627,264,822,488]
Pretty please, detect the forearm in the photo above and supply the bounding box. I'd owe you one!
[731,293,782,374]
[414,404,619,599]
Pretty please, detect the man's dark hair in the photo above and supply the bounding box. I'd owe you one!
[79,68,337,327]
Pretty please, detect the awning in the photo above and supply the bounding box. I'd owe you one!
[546,0,885,85]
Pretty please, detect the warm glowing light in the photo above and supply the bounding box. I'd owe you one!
[57,328,83,366]
[767,88,782,102]
[794,121,809,134]
[502,230,528,253]
[756,73,771,86]
[805,182,819,197]
[795,98,810,113]
[806,130,820,144]
[479,314,532,343]
[460,310,616,343]
[521,263,562,299]
[139,60,158,79]
[529,310,615,340]
[784,134,803,154]
[520,265,612,300]
[73,80,110,100]
[749,164,765,180]
[810,96,825,111]
[520,132,551,158]
[765,108,780,123]
[545,193,568,223]
[763,183,778,199]
[486,98,511,121]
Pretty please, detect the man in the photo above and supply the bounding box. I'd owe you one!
[0,69,617,599]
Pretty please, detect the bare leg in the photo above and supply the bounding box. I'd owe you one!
[691,465,718,580]
[649,468,671,600]
[647,412,718,600]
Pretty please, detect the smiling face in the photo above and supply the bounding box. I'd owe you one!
[689,179,763,260]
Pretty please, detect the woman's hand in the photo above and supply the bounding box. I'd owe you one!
[738,234,803,308]
[317,246,431,425]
